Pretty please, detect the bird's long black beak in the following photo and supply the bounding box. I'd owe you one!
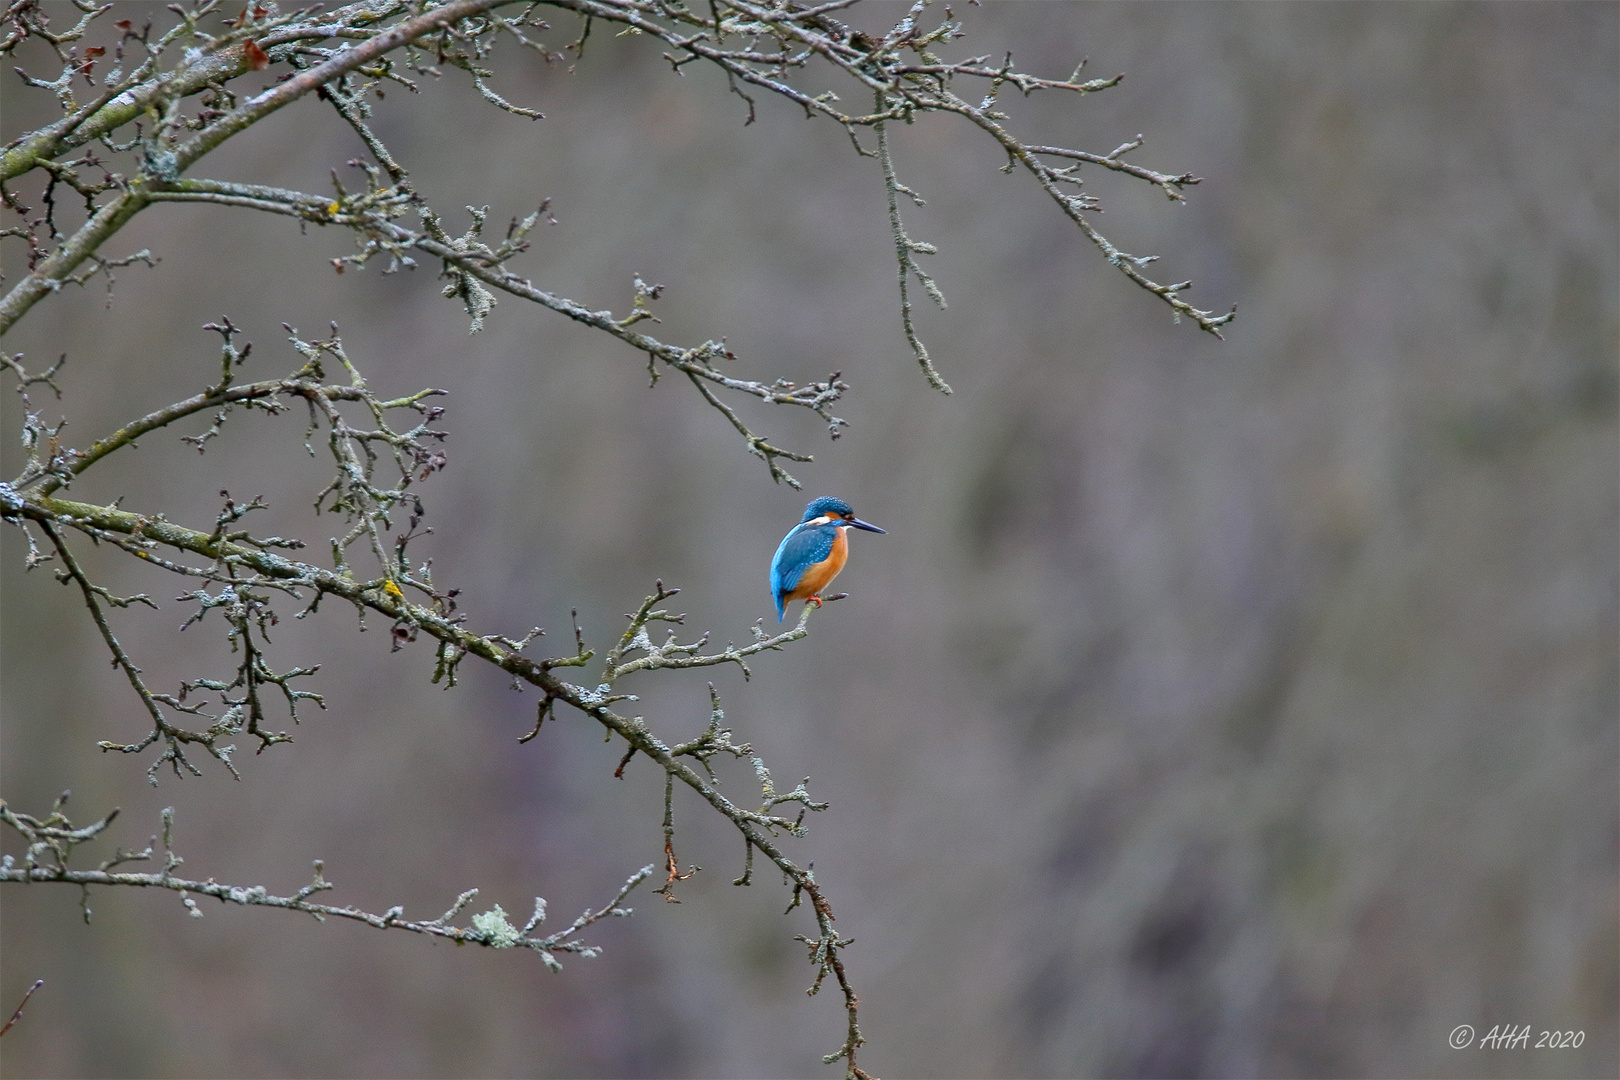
[851,517,886,534]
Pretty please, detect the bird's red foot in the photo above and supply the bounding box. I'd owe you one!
[807,595,824,609]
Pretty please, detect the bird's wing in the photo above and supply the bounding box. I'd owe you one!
[771,523,835,597]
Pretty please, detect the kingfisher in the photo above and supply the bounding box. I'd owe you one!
[770,496,886,621]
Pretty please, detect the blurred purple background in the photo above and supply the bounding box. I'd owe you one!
[2,2,1615,1076]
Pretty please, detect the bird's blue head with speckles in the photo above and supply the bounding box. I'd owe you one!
[801,496,855,522]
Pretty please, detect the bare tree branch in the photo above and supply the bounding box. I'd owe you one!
[1,5,1236,1073]
[0,801,653,968]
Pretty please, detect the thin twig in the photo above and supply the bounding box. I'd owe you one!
[0,980,43,1039]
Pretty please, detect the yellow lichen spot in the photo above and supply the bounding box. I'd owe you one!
[383,579,403,601]
[327,201,342,214]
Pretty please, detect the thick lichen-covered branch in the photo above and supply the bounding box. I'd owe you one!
[0,0,510,333]
[0,0,488,183]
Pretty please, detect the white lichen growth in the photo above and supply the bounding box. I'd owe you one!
[472,904,520,948]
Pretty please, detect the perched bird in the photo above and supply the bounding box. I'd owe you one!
[770,496,885,621]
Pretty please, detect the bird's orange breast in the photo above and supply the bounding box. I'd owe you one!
[786,526,849,603]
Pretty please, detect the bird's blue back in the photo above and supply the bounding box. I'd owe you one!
[770,521,837,620]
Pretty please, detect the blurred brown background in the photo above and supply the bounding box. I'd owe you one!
[2,2,1615,1077]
